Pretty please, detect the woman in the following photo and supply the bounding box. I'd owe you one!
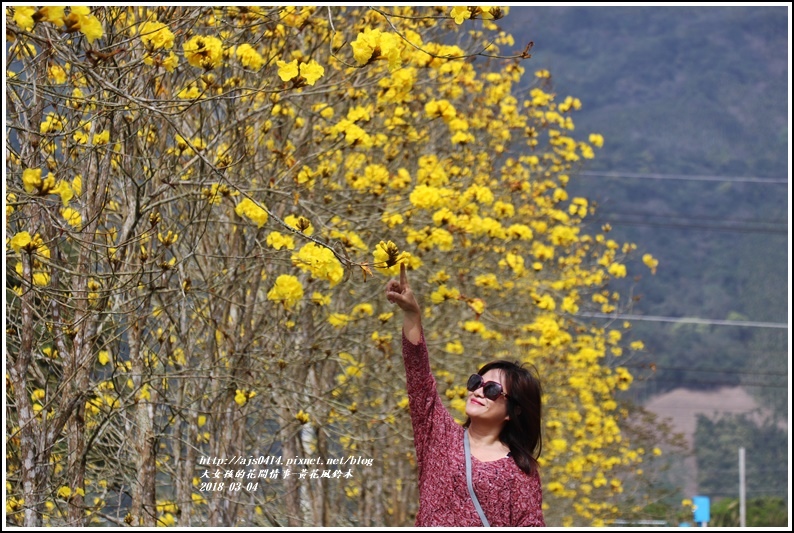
[386,263,545,527]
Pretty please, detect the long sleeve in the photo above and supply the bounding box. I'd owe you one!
[512,468,545,526]
[401,328,459,472]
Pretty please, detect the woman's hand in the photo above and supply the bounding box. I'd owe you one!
[386,263,420,315]
[385,263,422,344]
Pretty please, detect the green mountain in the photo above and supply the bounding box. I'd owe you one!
[500,6,789,413]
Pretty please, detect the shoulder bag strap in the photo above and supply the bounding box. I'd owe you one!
[464,429,491,527]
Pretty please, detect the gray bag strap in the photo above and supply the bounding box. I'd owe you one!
[464,429,491,527]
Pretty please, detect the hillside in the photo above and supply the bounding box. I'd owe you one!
[499,6,789,412]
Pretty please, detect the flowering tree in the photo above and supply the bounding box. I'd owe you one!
[6,5,671,527]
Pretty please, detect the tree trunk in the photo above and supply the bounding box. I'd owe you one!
[129,320,157,526]
[12,254,43,526]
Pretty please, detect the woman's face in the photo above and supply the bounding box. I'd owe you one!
[465,369,510,424]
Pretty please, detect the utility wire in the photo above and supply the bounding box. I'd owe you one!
[578,312,789,329]
[585,209,788,235]
[577,170,789,184]
[595,217,788,235]
[593,209,788,226]
[634,378,788,388]
[623,363,789,378]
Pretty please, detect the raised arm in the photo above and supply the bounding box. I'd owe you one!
[385,262,450,464]
[385,263,422,345]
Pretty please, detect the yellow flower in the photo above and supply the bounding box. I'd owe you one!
[615,367,634,390]
[344,365,362,378]
[352,303,374,317]
[430,284,460,304]
[40,113,65,134]
[42,347,58,358]
[500,252,526,276]
[550,438,569,454]
[373,240,406,275]
[267,275,304,309]
[9,231,33,252]
[292,243,344,287]
[236,43,264,70]
[588,133,604,148]
[382,212,404,228]
[299,60,324,85]
[425,99,457,122]
[234,198,268,227]
[547,481,564,494]
[608,262,627,278]
[22,168,43,194]
[295,410,310,424]
[48,64,68,84]
[157,230,178,246]
[234,389,248,407]
[277,59,299,82]
[61,207,82,228]
[98,351,110,366]
[139,21,175,50]
[350,28,381,65]
[450,6,471,24]
[462,321,485,333]
[93,130,110,145]
[409,185,446,210]
[36,6,64,26]
[328,313,350,328]
[177,85,201,100]
[13,6,37,30]
[64,7,103,44]
[284,214,314,236]
[157,512,175,527]
[57,486,72,499]
[162,52,179,72]
[446,340,464,354]
[266,231,295,250]
[467,298,485,316]
[183,35,223,70]
[642,253,658,275]
[51,180,74,206]
[311,292,331,306]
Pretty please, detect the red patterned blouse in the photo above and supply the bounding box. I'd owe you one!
[403,329,545,527]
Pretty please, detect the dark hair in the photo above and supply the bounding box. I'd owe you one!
[464,360,543,476]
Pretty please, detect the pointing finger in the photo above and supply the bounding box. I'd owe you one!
[400,262,407,290]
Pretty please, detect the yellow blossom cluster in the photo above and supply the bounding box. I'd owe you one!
[183,35,223,70]
[234,198,268,227]
[277,58,325,85]
[4,6,658,528]
[267,274,304,309]
[11,6,103,42]
[350,27,404,71]
[292,243,344,287]
[138,20,174,50]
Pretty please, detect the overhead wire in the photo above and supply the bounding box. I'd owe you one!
[577,312,789,329]
[571,170,790,233]
[576,170,789,184]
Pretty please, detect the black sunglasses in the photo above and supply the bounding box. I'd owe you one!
[467,374,509,401]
